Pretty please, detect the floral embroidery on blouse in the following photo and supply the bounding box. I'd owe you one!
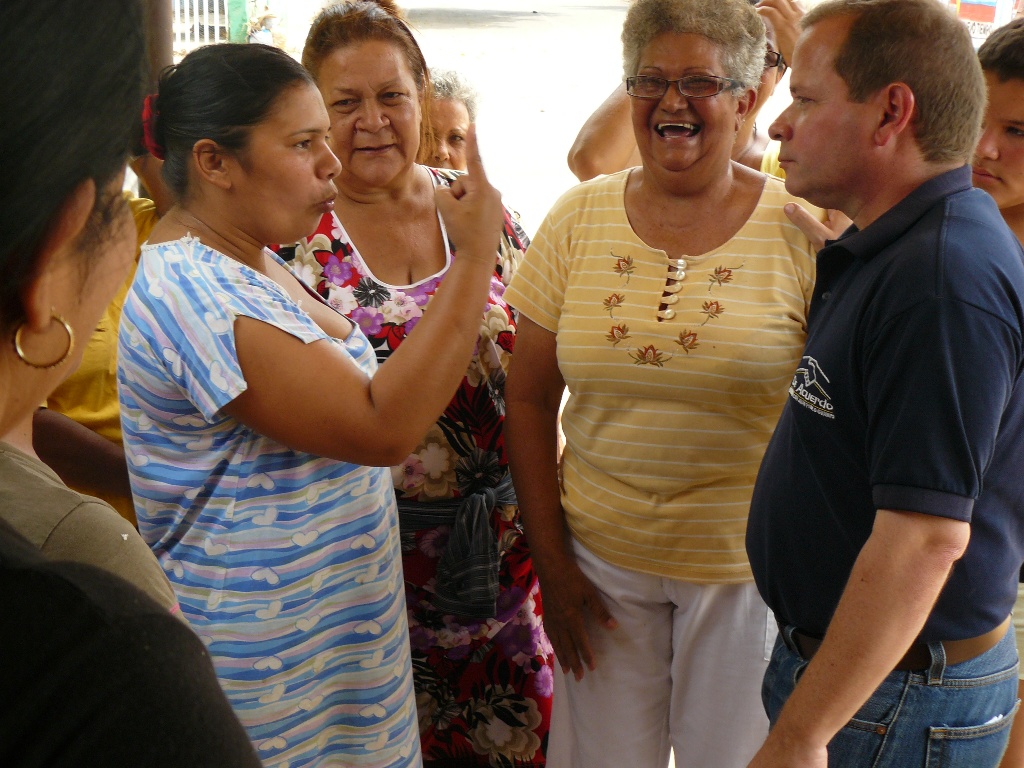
[700,300,724,325]
[600,255,747,362]
[606,323,631,346]
[604,293,625,317]
[612,252,635,283]
[708,264,742,291]
[629,344,671,367]
[675,330,700,353]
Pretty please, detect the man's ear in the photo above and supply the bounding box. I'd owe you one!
[192,138,234,191]
[873,82,916,148]
[20,179,96,331]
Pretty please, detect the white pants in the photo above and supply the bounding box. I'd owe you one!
[547,541,775,768]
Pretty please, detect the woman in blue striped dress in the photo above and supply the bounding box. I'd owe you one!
[118,43,504,768]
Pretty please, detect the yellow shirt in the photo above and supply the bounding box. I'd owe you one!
[44,194,159,522]
[761,140,784,179]
[504,171,816,582]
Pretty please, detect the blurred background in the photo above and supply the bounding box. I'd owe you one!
[155,0,1024,232]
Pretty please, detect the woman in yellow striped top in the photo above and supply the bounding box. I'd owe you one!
[504,0,817,765]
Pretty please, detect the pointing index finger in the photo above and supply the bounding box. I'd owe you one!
[462,124,488,184]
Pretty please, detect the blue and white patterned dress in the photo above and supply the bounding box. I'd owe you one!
[118,236,421,768]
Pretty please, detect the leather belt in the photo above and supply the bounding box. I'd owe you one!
[783,616,1011,671]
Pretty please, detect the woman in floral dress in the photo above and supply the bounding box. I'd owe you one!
[279,3,554,765]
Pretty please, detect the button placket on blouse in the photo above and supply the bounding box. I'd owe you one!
[657,257,687,321]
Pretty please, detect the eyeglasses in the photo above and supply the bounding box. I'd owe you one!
[765,50,787,73]
[625,74,742,100]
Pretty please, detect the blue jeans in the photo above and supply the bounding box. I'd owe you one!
[762,624,1020,767]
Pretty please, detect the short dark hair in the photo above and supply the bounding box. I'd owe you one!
[153,43,315,199]
[978,18,1024,82]
[804,0,985,164]
[0,0,146,330]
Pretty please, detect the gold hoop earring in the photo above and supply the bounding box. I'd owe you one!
[13,312,75,370]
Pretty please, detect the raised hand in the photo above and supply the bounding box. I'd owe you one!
[433,125,504,264]
[757,0,805,67]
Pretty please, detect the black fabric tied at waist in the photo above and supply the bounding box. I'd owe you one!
[396,472,516,619]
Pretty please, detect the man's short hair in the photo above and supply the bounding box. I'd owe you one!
[804,0,985,164]
[979,18,1024,82]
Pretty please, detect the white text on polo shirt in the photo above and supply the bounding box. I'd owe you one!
[789,356,836,419]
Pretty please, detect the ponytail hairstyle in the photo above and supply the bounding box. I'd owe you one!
[147,43,315,200]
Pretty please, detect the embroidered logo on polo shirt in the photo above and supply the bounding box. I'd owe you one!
[789,356,835,419]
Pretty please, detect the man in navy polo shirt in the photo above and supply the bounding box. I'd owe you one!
[745,1,1024,766]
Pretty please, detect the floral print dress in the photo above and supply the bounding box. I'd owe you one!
[279,167,553,768]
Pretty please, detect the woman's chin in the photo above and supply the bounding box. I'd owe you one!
[343,154,414,188]
[267,214,328,245]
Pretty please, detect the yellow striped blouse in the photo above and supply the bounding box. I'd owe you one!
[505,170,816,582]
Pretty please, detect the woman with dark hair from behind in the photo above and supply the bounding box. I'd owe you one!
[0,0,260,765]
[119,39,504,768]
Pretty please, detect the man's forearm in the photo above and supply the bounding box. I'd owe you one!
[752,509,970,764]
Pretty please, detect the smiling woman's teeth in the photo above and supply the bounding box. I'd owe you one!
[656,122,700,138]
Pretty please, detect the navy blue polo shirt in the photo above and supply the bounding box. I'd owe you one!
[747,166,1024,641]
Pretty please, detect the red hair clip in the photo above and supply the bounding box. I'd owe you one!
[141,93,165,160]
